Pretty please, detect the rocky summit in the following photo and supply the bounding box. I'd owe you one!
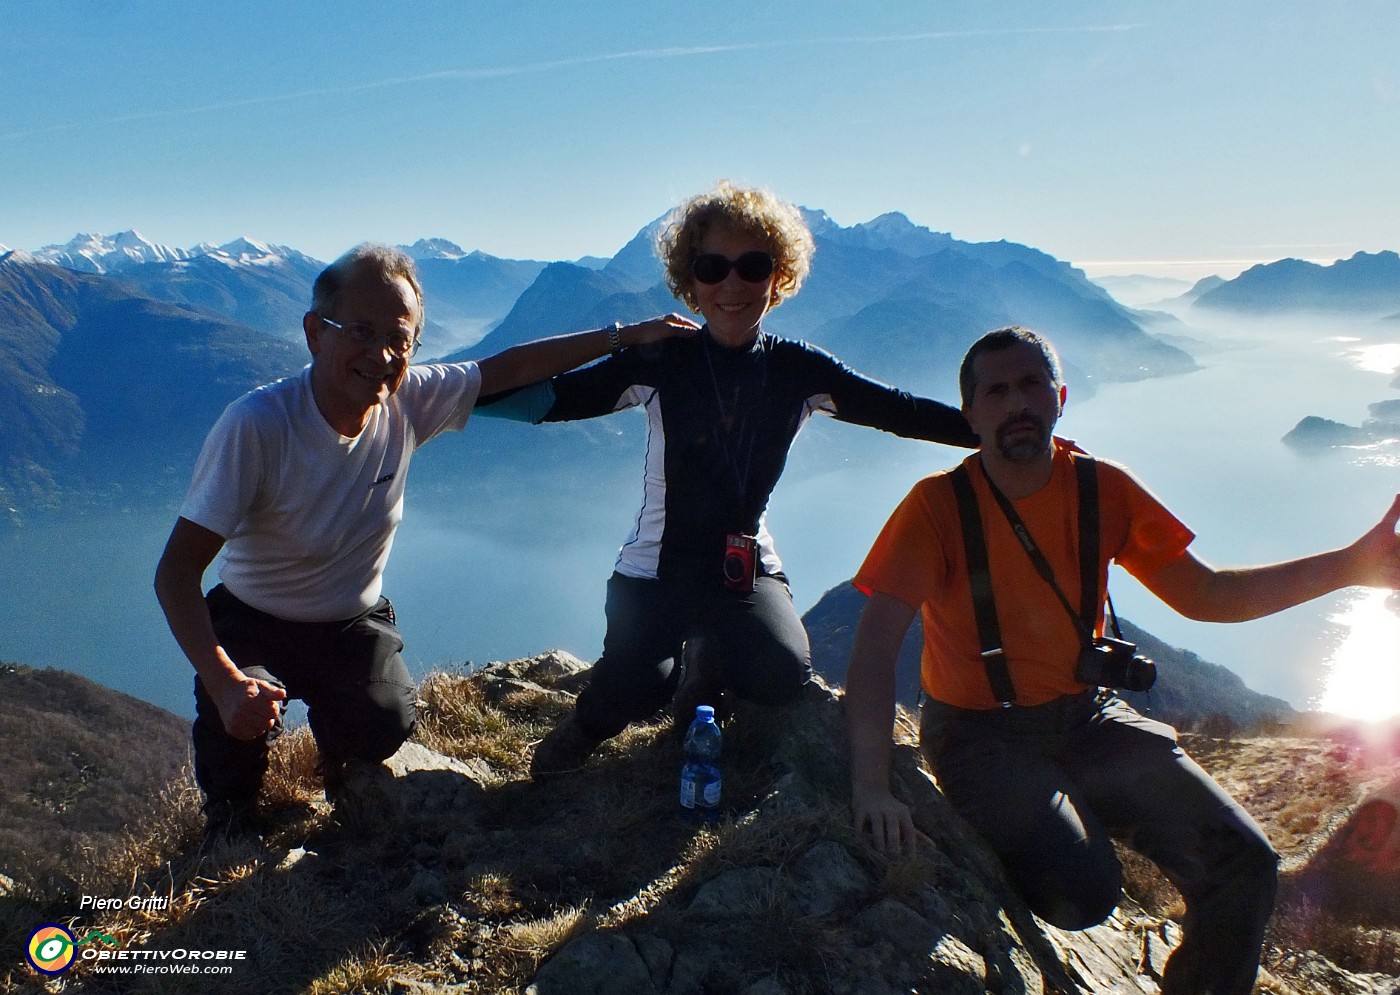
[6,652,1398,994]
[415,653,1182,994]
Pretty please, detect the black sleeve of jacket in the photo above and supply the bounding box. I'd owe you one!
[813,345,979,448]
[539,343,657,423]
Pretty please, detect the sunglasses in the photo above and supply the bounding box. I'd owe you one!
[691,251,775,285]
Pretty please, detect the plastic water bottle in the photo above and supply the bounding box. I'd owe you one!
[679,704,722,824]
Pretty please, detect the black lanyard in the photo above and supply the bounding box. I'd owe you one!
[701,331,769,503]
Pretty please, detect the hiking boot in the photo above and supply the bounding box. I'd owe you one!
[530,712,603,780]
[200,797,265,849]
[673,636,728,736]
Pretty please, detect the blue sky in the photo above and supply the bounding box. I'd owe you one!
[2,1,1396,278]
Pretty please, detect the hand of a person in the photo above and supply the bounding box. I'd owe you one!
[852,782,917,856]
[1350,494,1400,589]
[214,673,287,740]
[622,313,701,345]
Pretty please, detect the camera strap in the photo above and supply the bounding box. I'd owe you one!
[949,453,1101,705]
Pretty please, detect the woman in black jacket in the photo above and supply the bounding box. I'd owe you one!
[502,181,977,777]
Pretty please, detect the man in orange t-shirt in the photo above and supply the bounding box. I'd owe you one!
[846,327,1400,995]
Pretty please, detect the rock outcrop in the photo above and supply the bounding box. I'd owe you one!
[471,653,1179,994]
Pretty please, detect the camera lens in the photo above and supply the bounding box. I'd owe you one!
[722,554,743,582]
[1125,656,1158,692]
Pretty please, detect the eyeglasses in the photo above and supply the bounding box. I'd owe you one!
[691,251,775,285]
[319,315,420,358]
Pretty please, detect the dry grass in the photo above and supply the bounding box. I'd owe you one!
[1118,728,1400,985]
[1179,731,1391,859]
[1271,902,1400,977]
[0,665,192,918]
[302,941,412,995]
[414,670,535,778]
[1117,846,1185,920]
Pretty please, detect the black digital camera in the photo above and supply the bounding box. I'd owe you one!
[722,533,758,594]
[1075,636,1157,692]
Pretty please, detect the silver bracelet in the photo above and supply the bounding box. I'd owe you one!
[607,321,622,351]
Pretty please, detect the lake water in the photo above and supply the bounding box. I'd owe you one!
[2,310,1397,721]
[1063,315,1400,722]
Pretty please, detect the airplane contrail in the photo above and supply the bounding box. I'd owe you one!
[0,24,1141,142]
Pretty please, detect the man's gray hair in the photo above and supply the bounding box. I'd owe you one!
[310,243,425,334]
[958,326,1063,407]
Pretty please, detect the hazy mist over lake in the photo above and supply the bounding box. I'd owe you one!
[1069,311,1400,718]
[1,308,1397,721]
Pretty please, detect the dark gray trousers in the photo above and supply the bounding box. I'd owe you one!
[921,690,1278,995]
[574,572,812,740]
[192,585,418,807]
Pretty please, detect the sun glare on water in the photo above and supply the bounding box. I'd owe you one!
[1315,589,1400,722]
[1349,342,1400,375]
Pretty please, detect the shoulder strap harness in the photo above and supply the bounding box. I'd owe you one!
[949,454,1100,706]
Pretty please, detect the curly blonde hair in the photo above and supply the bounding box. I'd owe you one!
[657,181,815,313]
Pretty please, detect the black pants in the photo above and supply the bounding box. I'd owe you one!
[573,572,812,740]
[921,690,1279,995]
[192,585,418,806]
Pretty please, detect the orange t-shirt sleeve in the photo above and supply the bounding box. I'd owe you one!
[1100,460,1196,577]
[853,477,949,612]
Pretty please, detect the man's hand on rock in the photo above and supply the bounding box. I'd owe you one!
[853,783,917,856]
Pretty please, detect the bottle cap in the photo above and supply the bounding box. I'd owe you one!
[695,705,715,722]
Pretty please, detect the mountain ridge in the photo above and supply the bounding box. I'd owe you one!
[1192,250,1400,315]
[0,662,189,894]
[452,211,1196,393]
[23,208,1383,529]
[0,253,306,511]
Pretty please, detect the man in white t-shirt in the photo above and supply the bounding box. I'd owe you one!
[154,243,696,838]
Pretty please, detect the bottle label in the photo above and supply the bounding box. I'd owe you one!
[680,767,720,812]
[702,777,721,807]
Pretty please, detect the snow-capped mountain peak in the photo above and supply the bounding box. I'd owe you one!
[403,238,469,260]
[0,247,40,266]
[27,232,320,274]
[33,230,195,273]
[202,237,293,267]
[218,236,274,257]
[845,212,954,256]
